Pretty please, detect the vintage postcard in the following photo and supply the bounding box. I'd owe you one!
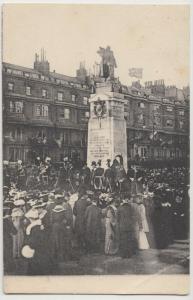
[2,2,190,294]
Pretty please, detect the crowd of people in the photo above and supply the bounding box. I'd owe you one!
[3,155,189,275]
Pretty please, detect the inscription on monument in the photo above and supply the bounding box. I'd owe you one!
[89,129,111,160]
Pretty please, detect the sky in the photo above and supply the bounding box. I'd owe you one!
[2,4,190,88]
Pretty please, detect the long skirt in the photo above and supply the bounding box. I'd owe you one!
[13,228,24,258]
[138,230,149,250]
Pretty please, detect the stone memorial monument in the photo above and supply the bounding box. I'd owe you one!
[87,83,127,170]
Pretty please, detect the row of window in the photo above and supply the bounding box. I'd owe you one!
[7,82,89,105]
[138,101,185,115]
[8,101,90,120]
[8,100,184,128]
[6,68,88,89]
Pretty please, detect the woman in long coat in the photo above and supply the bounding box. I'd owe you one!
[12,207,25,258]
[50,205,69,262]
[84,198,102,253]
[117,198,137,258]
[23,209,53,275]
[105,200,119,255]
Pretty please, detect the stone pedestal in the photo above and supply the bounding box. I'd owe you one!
[87,83,127,170]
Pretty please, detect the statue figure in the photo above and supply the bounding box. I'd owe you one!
[97,46,117,79]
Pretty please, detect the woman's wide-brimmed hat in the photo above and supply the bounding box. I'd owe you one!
[14,199,25,206]
[52,205,65,213]
[33,200,47,209]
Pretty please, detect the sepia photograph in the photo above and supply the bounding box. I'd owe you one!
[2,2,190,294]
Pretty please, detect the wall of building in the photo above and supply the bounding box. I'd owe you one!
[3,61,189,165]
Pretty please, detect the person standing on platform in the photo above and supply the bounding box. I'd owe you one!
[90,161,97,189]
[104,159,114,192]
[111,155,127,193]
[81,162,91,187]
[94,160,104,190]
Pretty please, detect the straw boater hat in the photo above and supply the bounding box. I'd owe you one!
[14,199,25,206]
[52,205,65,213]
[27,199,38,207]
[25,209,39,220]
[33,200,47,209]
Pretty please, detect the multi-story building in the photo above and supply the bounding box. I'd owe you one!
[123,83,189,162]
[3,52,90,163]
[3,50,189,164]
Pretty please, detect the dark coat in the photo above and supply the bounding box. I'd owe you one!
[73,197,88,236]
[3,216,17,273]
[25,224,53,275]
[84,204,102,252]
[117,203,137,258]
[50,210,70,262]
[117,203,135,232]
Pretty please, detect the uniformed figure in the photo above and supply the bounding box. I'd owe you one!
[111,155,127,193]
[93,160,104,190]
[81,162,91,187]
[104,159,114,192]
[90,161,97,188]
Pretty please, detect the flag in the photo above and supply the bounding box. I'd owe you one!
[129,68,143,79]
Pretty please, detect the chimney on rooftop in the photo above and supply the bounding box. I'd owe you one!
[34,48,50,75]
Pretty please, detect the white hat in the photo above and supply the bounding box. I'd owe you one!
[27,199,38,207]
[3,160,9,165]
[21,245,35,258]
[25,209,39,219]
[14,199,25,206]
[52,205,65,213]
[18,160,22,164]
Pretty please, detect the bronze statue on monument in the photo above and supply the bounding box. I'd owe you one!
[97,46,117,79]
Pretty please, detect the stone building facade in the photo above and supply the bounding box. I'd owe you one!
[3,50,189,164]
